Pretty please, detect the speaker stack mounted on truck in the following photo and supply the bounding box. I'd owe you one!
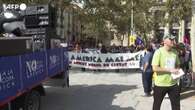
[24,4,58,50]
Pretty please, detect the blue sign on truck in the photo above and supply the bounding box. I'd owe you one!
[0,48,69,109]
[47,48,63,77]
[0,56,20,103]
[21,51,47,90]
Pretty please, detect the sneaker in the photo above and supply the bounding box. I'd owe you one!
[142,93,152,97]
[165,94,169,99]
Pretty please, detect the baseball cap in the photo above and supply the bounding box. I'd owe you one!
[163,34,176,40]
[177,42,185,49]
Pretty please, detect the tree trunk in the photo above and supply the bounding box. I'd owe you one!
[164,23,170,35]
[178,20,185,43]
[164,12,170,35]
[121,34,124,46]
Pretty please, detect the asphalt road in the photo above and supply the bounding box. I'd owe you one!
[41,69,195,110]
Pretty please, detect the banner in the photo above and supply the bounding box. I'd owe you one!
[21,51,46,89]
[63,47,69,70]
[0,56,20,102]
[69,51,145,69]
[47,48,62,77]
[0,48,70,104]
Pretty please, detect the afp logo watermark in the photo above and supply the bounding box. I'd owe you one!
[2,3,27,11]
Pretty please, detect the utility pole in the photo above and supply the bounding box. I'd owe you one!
[130,0,134,36]
[128,0,134,46]
[190,0,195,81]
[178,20,185,43]
[164,12,170,35]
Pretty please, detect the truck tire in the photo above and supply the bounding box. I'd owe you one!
[23,90,41,110]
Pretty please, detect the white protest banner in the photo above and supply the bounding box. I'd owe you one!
[68,51,145,69]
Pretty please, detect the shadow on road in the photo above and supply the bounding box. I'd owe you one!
[42,84,137,110]
[180,87,195,100]
[70,67,141,75]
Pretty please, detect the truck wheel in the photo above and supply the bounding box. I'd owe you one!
[24,90,41,110]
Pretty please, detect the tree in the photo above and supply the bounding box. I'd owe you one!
[111,0,157,42]
[163,0,191,40]
[80,0,159,45]
[165,0,191,23]
[80,0,113,44]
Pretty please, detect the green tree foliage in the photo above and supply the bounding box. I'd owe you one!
[80,0,192,41]
[165,0,191,23]
[80,0,158,41]
[81,0,111,40]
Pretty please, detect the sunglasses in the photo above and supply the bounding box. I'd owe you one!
[169,38,175,41]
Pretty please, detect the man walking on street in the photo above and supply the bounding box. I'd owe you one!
[152,34,181,110]
[142,44,154,96]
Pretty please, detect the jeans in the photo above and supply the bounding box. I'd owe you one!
[153,84,180,110]
[142,71,153,94]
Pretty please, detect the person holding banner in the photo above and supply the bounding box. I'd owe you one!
[142,44,154,97]
[74,43,82,53]
[152,34,181,110]
[100,45,108,53]
[74,43,85,71]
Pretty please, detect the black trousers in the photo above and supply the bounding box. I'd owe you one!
[153,84,180,110]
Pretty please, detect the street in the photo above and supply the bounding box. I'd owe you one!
[41,69,195,110]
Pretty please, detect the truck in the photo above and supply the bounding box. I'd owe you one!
[0,3,69,110]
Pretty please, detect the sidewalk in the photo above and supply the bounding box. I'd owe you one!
[41,69,195,110]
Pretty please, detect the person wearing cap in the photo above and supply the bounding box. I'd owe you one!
[152,34,181,110]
